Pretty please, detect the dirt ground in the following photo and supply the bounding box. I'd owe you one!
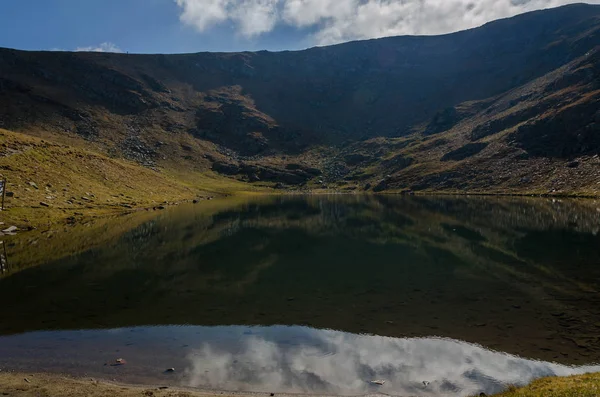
[0,372,239,397]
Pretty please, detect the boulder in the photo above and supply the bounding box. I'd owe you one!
[372,180,388,192]
[212,162,241,175]
[344,153,372,165]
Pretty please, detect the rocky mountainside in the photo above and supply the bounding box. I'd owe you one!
[0,3,599,195]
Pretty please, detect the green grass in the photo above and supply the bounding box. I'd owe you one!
[483,373,600,396]
[0,128,270,228]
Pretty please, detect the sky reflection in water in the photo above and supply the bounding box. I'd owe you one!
[2,196,600,395]
[1,325,599,396]
[184,326,600,396]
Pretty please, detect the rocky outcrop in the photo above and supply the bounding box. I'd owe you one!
[441,143,489,162]
[425,107,461,135]
[211,161,319,185]
[382,155,414,170]
[513,100,600,158]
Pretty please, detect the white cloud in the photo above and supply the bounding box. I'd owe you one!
[175,0,279,36]
[234,0,280,36]
[75,42,123,53]
[174,0,600,45]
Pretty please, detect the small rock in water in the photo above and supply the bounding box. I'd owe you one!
[423,381,430,387]
[165,368,175,373]
[370,379,385,386]
[113,358,126,366]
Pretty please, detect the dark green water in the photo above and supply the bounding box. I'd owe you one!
[1,195,599,396]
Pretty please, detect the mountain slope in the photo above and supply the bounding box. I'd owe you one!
[0,128,269,229]
[344,47,600,195]
[0,3,599,196]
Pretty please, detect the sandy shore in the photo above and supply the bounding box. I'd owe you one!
[3,371,600,397]
[0,372,350,397]
[0,372,243,397]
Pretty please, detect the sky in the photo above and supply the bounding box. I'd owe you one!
[0,0,599,54]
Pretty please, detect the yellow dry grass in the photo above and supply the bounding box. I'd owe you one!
[0,128,269,229]
[484,373,600,397]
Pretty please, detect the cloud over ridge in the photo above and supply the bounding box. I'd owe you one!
[75,42,123,53]
[174,0,600,45]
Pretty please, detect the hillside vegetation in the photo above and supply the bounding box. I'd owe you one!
[0,4,599,200]
[0,129,266,228]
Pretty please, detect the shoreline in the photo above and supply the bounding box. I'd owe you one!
[1,371,600,397]
[0,372,348,397]
[0,372,238,397]
[2,190,598,233]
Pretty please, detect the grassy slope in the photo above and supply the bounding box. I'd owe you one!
[487,373,600,397]
[0,128,266,229]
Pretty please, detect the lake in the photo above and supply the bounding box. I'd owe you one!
[1,195,599,396]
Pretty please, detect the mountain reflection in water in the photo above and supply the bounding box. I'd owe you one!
[1,195,600,394]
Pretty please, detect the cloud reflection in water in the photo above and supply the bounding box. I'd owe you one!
[185,326,600,396]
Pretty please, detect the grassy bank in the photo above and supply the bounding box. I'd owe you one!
[484,372,600,396]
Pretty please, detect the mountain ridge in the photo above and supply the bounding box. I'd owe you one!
[0,3,599,202]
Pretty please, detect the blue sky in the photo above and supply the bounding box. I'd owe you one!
[1,0,598,54]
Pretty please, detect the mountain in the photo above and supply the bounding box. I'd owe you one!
[0,3,599,200]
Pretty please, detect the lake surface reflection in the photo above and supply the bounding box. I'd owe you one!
[1,195,600,396]
[1,325,599,396]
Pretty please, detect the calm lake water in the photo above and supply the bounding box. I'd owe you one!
[1,195,600,396]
